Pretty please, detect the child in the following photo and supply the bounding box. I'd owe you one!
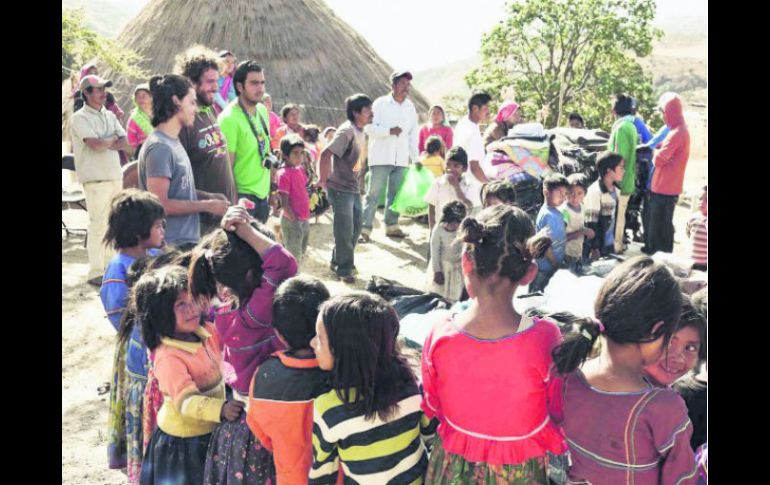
[672,288,707,451]
[428,201,466,302]
[643,294,707,389]
[421,205,566,484]
[548,256,697,484]
[277,134,312,262]
[309,293,434,483]
[424,146,480,232]
[102,189,166,332]
[481,179,517,208]
[686,185,707,271]
[136,266,243,485]
[246,275,331,484]
[561,173,595,272]
[321,126,336,147]
[101,189,165,480]
[303,124,323,163]
[421,135,446,178]
[139,250,191,455]
[584,151,625,259]
[531,173,570,292]
[189,205,298,484]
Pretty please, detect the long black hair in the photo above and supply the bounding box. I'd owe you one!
[118,250,184,344]
[320,292,417,421]
[149,74,193,127]
[188,223,275,306]
[134,266,190,351]
[550,256,683,375]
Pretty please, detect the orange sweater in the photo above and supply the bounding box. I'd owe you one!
[154,323,226,437]
[246,351,328,485]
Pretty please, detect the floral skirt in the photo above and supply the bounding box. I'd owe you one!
[425,436,549,485]
[126,373,147,484]
[203,412,276,484]
[107,339,128,470]
[142,360,164,454]
[140,427,211,485]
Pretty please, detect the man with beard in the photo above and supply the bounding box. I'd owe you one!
[218,61,273,222]
[174,46,235,234]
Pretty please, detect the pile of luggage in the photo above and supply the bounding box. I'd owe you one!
[483,124,610,220]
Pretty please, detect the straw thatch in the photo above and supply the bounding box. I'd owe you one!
[101,0,431,127]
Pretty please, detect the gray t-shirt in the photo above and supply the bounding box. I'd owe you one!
[139,130,200,246]
[326,121,366,193]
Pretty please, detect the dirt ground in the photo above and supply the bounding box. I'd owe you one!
[61,158,705,484]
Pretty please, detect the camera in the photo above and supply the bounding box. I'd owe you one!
[263,152,280,170]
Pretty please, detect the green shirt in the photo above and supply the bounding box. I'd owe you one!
[217,101,271,198]
[608,115,638,195]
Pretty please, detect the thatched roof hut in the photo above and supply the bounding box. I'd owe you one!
[101,0,431,127]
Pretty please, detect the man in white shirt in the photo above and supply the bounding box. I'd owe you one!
[360,70,420,241]
[70,75,129,285]
[453,92,492,187]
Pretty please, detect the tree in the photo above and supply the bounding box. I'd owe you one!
[62,8,146,82]
[466,0,664,130]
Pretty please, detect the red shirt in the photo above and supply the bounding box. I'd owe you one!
[277,165,311,221]
[421,313,566,465]
[652,95,690,196]
[418,124,453,153]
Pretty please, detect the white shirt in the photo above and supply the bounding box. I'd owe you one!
[70,104,126,184]
[365,94,419,167]
[453,116,486,184]
[424,173,482,216]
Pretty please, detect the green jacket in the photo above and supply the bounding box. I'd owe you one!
[608,116,638,195]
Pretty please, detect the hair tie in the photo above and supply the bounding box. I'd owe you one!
[593,318,605,333]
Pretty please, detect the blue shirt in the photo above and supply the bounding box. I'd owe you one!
[633,116,653,144]
[127,319,149,378]
[100,253,137,332]
[645,126,671,189]
[605,190,618,248]
[536,205,567,272]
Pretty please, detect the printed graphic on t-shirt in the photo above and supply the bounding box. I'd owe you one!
[196,122,228,158]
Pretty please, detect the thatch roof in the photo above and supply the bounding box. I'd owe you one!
[101,0,431,127]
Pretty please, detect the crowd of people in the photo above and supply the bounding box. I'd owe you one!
[66,40,706,485]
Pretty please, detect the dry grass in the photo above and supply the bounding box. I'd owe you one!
[97,0,431,127]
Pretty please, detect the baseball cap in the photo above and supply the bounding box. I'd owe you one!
[390,70,413,84]
[80,75,113,91]
[219,50,234,58]
[133,83,150,96]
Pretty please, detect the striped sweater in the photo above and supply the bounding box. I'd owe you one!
[310,383,436,484]
[686,214,707,266]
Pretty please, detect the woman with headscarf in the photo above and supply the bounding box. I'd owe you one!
[126,83,153,159]
[483,101,521,147]
[418,105,453,154]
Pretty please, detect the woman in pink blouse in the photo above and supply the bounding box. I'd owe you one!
[419,105,453,154]
[126,84,153,159]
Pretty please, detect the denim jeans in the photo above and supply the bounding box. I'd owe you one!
[362,165,407,230]
[647,193,678,254]
[327,188,362,277]
[280,218,309,262]
[237,193,270,223]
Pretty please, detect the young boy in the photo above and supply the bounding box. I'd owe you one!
[562,173,595,272]
[531,173,570,292]
[686,185,707,271]
[277,134,311,262]
[584,151,626,259]
[246,275,331,484]
[420,135,446,178]
[481,179,517,208]
[424,146,481,232]
[101,189,166,331]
